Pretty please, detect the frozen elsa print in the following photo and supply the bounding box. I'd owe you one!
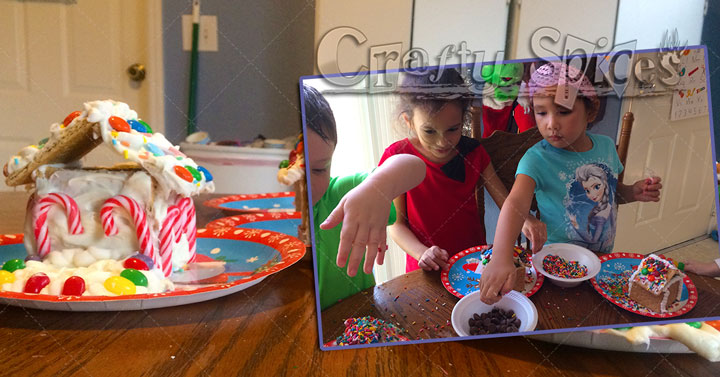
[568,164,615,250]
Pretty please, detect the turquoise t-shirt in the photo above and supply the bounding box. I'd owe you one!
[314,172,396,310]
[516,133,624,252]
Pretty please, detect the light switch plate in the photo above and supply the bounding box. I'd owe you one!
[182,15,219,52]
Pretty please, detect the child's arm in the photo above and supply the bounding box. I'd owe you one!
[617,176,662,204]
[320,154,426,277]
[387,196,450,271]
[478,174,536,305]
[482,162,547,253]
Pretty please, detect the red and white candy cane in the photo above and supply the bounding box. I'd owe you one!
[158,205,181,277]
[33,193,84,257]
[177,197,197,263]
[101,195,158,267]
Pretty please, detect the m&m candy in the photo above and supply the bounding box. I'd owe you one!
[0,270,15,284]
[62,276,86,296]
[185,165,201,181]
[138,119,153,133]
[104,276,136,295]
[63,111,82,127]
[197,166,213,182]
[128,119,148,133]
[120,269,148,287]
[279,160,289,169]
[174,166,194,182]
[24,273,50,293]
[2,259,25,272]
[686,322,702,329]
[108,116,131,132]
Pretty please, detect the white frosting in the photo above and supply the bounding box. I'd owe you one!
[7,145,40,175]
[1,252,173,296]
[277,165,304,185]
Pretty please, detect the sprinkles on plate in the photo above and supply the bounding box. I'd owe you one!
[335,316,407,345]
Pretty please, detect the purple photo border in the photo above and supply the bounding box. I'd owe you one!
[299,45,720,351]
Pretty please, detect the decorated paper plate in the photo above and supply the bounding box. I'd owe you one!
[0,229,305,311]
[440,245,543,299]
[206,212,301,237]
[204,192,296,213]
[589,252,697,318]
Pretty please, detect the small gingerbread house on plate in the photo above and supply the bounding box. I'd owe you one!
[4,100,215,279]
[627,254,685,314]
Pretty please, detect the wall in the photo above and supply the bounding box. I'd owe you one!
[162,0,315,144]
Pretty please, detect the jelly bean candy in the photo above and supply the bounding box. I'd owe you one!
[129,253,155,270]
[686,322,702,329]
[174,166,193,182]
[128,119,147,133]
[108,116,131,133]
[24,272,50,293]
[120,269,148,287]
[288,150,297,165]
[38,137,49,149]
[197,166,213,182]
[63,111,81,127]
[278,160,289,169]
[24,255,42,263]
[104,276,136,295]
[613,327,633,331]
[144,143,164,156]
[295,141,303,154]
[123,257,149,271]
[185,165,201,181]
[138,119,153,133]
[0,270,15,284]
[62,276,86,296]
[2,259,25,272]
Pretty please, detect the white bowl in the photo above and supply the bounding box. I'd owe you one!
[532,243,601,288]
[451,290,538,337]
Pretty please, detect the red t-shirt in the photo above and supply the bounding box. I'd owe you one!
[482,103,535,138]
[379,136,490,272]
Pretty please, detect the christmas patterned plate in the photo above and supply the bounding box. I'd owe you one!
[0,229,305,311]
[440,245,544,299]
[589,252,697,318]
[204,192,296,213]
[206,212,301,237]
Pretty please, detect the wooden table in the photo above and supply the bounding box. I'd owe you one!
[1,191,718,376]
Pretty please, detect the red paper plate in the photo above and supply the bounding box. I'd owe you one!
[0,229,305,311]
[440,245,544,299]
[589,252,697,318]
[204,192,296,213]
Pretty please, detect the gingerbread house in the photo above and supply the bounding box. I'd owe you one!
[277,134,309,244]
[627,254,685,314]
[2,100,214,296]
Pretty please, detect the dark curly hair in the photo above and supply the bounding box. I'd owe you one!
[302,85,337,145]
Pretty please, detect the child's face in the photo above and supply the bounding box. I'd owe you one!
[404,102,463,163]
[533,95,592,152]
[582,176,605,202]
[307,130,335,206]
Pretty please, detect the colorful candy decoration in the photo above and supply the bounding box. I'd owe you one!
[174,166,193,183]
[2,258,25,272]
[104,276,136,295]
[0,270,15,284]
[24,255,42,263]
[159,205,181,277]
[144,142,164,157]
[278,160,289,169]
[37,138,49,149]
[108,116,131,132]
[101,195,158,268]
[185,166,201,181]
[686,322,702,329]
[61,276,86,296]
[33,193,84,257]
[24,272,50,293]
[335,316,407,345]
[123,257,149,271]
[177,197,197,263]
[138,119,153,133]
[197,166,213,182]
[542,254,588,279]
[120,268,148,287]
[63,111,81,127]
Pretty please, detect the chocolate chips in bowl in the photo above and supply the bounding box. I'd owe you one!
[468,308,522,335]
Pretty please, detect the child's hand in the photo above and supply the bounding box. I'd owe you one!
[684,260,720,277]
[418,246,449,271]
[477,258,517,305]
[633,176,662,202]
[521,217,547,253]
[320,184,391,277]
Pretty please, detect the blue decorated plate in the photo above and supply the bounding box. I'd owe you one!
[204,192,296,213]
[206,212,302,239]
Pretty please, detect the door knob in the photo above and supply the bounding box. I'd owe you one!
[127,63,146,82]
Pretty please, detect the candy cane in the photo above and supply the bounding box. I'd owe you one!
[159,205,181,277]
[33,193,84,257]
[101,195,157,267]
[177,197,197,263]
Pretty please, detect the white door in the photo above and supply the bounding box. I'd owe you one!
[613,50,715,254]
[0,0,163,191]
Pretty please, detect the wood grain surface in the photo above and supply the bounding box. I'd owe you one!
[1,191,718,376]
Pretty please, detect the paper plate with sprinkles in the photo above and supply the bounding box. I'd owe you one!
[441,245,544,299]
[206,212,302,239]
[323,316,410,347]
[589,252,697,318]
[204,192,296,213]
[0,229,305,311]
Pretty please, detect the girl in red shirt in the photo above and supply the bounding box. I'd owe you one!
[379,68,546,273]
